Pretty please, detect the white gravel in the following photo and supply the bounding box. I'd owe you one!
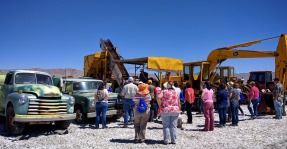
[0,106,287,149]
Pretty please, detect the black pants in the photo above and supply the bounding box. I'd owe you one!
[186,102,193,123]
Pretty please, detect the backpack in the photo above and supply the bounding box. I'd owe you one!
[180,92,184,103]
[137,98,148,113]
[239,92,244,104]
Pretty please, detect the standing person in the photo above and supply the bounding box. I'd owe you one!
[94,83,109,129]
[153,81,161,120]
[184,81,195,124]
[216,83,228,127]
[234,84,244,116]
[229,84,240,126]
[139,69,148,83]
[115,83,123,94]
[157,81,180,145]
[147,79,156,122]
[201,81,214,131]
[133,83,152,143]
[197,82,204,114]
[120,77,139,128]
[247,81,260,119]
[226,82,233,122]
[273,78,284,119]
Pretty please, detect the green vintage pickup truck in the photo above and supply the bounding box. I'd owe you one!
[0,70,76,135]
[53,77,123,123]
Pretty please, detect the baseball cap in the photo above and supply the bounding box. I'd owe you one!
[128,77,134,82]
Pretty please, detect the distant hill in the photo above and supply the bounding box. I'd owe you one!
[0,69,275,83]
[0,68,84,78]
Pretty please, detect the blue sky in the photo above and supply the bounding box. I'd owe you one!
[0,0,286,73]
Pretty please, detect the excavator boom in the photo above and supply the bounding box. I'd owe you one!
[206,34,287,92]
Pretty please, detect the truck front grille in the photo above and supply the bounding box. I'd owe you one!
[108,98,117,110]
[28,98,67,115]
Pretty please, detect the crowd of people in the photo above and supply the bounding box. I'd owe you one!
[93,75,285,145]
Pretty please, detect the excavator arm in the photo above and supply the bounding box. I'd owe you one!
[206,34,287,93]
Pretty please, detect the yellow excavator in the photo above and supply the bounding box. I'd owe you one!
[179,34,287,115]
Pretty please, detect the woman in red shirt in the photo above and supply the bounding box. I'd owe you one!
[184,81,195,124]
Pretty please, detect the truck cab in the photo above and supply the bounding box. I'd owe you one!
[54,77,123,123]
[0,70,76,135]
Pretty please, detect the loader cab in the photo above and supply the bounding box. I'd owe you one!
[183,61,210,95]
[215,66,235,85]
[248,71,274,91]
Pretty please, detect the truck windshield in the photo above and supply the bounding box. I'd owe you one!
[73,81,101,91]
[15,73,53,85]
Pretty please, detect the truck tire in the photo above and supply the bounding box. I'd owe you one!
[74,105,87,124]
[55,120,71,129]
[114,111,123,119]
[6,105,25,135]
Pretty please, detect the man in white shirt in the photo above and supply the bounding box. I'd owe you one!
[120,77,139,128]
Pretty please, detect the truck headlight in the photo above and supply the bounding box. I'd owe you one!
[89,100,95,107]
[19,95,28,104]
[68,96,75,105]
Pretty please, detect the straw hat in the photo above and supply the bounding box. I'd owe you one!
[137,83,149,94]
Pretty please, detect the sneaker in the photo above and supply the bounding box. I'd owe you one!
[139,139,145,143]
[171,142,176,144]
[122,125,128,128]
[251,116,257,119]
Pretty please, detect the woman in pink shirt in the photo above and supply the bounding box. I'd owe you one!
[247,81,260,119]
[201,81,214,131]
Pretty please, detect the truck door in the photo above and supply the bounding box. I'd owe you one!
[0,73,14,112]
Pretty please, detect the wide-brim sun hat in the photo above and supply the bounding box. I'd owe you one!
[163,82,175,89]
[138,83,149,94]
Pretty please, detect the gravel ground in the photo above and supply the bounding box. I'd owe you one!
[0,106,287,149]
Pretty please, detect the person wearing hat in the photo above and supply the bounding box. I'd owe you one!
[273,77,284,119]
[147,79,156,122]
[132,83,152,143]
[247,81,260,119]
[157,81,180,145]
[121,77,139,128]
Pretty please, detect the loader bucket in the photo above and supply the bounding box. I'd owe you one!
[258,93,276,114]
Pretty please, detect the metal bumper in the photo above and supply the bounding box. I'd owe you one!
[87,110,119,118]
[15,114,76,122]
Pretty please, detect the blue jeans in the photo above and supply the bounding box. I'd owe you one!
[217,106,226,125]
[231,105,239,124]
[124,99,135,125]
[95,102,108,128]
[161,113,179,144]
[248,98,259,116]
[274,99,283,119]
[197,97,203,113]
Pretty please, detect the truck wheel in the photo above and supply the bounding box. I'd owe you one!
[74,106,86,124]
[6,105,25,135]
[114,111,123,119]
[55,120,71,129]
